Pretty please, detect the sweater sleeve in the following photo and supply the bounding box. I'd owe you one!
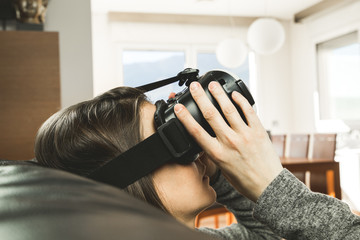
[253,168,360,239]
[198,173,282,240]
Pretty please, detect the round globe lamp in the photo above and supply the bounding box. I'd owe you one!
[216,38,248,69]
[247,18,285,55]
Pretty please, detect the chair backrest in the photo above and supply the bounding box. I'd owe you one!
[288,134,310,158]
[285,134,310,184]
[270,134,286,158]
[312,133,337,160]
[195,204,236,229]
[279,133,341,200]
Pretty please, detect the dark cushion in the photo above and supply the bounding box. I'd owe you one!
[0,160,210,240]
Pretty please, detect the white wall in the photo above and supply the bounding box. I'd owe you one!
[255,21,292,134]
[45,0,94,108]
[92,12,119,96]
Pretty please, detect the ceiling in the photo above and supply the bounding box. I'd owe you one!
[91,0,323,20]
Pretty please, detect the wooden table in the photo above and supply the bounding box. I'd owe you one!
[281,158,341,199]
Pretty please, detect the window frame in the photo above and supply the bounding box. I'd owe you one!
[117,42,252,86]
[316,31,360,129]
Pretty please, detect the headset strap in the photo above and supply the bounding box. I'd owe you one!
[135,68,199,92]
[136,76,178,92]
[88,118,193,188]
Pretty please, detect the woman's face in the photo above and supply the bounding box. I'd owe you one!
[141,103,216,227]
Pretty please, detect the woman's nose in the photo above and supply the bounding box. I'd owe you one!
[195,156,206,172]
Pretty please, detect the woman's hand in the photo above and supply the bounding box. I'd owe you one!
[174,81,283,202]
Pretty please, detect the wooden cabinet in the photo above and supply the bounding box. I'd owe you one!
[0,31,60,160]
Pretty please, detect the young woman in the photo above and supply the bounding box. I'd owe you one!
[35,86,281,239]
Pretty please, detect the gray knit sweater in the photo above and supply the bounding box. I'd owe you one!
[198,169,360,239]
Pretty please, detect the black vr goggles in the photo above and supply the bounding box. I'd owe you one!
[89,68,255,188]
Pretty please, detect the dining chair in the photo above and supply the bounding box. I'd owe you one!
[287,134,310,158]
[286,134,310,183]
[312,133,337,160]
[309,133,340,198]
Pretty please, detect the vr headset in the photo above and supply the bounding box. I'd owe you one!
[89,68,255,188]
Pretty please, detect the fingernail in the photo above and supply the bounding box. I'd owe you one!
[190,82,199,91]
[209,81,217,91]
[232,91,241,98]
[174,104,183,114]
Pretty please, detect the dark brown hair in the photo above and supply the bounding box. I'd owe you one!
[35,87,167,212]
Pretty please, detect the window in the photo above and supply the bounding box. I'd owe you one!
[123,50,185,102]
[122,49,252,103]
[316,32,360,128]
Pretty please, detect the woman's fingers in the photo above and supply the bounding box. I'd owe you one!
[174,104,218,154]
[189,82,232,137]
[176,81,284,202]
[231,91,262,129]
[208,81,247,132]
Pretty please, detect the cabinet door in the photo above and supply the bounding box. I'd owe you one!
[0,31,60,160]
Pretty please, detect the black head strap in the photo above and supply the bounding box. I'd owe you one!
[88,118,195,188]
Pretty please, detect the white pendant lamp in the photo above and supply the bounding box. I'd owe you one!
[216,38,248,69]
[247,18,285,55]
